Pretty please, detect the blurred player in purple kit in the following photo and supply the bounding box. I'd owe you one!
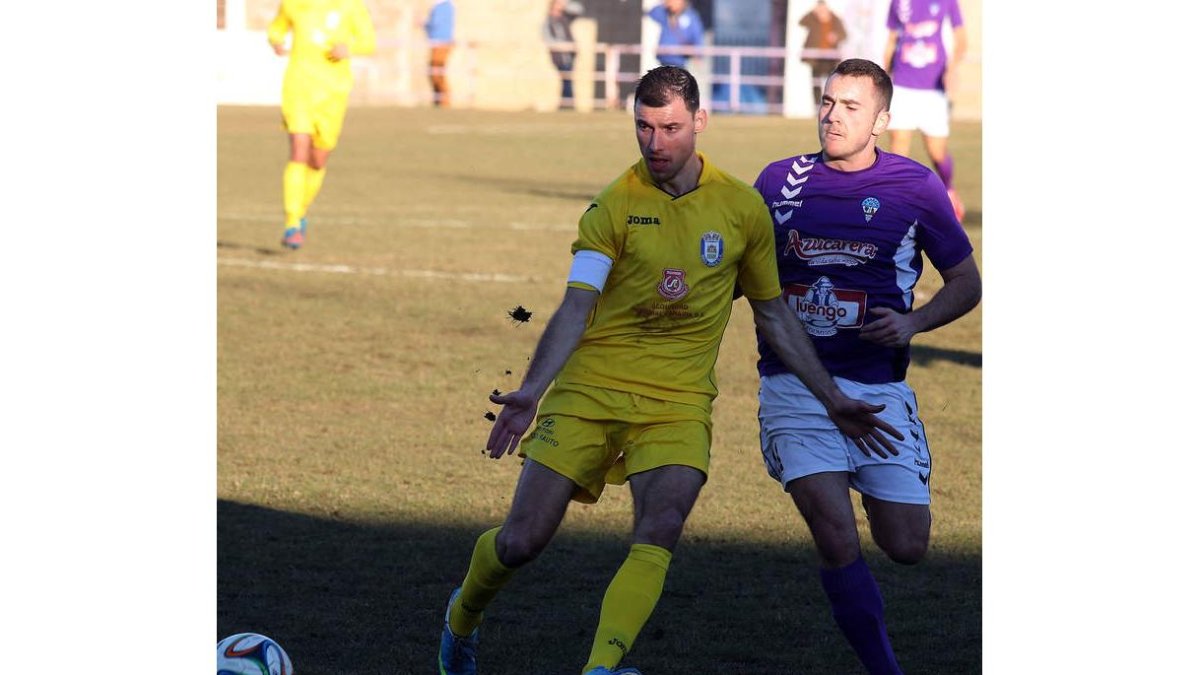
[751,58,980,674]
[881,0,967,221]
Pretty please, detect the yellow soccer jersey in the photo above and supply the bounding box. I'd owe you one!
[268,0,376,96]
[557,151,782,408]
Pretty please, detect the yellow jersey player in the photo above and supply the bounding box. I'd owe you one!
[436,65,903,675]
[268,0,376,249]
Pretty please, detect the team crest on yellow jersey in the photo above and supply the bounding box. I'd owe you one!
[700,231,724,267]
[658,268,690,300]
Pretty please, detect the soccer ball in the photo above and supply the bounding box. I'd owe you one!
[217,633,293,675]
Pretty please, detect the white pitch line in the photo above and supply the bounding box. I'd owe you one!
[423,123,618,137]
[219,213,575,232]
[218,257,539,283]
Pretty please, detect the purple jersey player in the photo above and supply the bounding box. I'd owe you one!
[754,148,968,384]
[751,59,980,674]
[882,0,967,221]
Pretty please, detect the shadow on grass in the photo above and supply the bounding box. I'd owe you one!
[437,173,597,205]
[219,500,980,675]
[217,240,287,256]
[910,344,981,370]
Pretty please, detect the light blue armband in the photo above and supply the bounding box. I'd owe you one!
[567,249,614,292]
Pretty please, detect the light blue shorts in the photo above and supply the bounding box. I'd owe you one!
[888,85,950,137]
[758,372,932,505]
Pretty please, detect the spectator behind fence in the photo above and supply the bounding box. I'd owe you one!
[799,0,847,110]
[882,0,967,220]
[544,0,583,109]
[267,0,376,250]
[646,0,704,68]
[423,0,455,107]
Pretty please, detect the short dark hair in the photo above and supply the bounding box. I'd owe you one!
[831,58,893,112]
[634,65,700,113]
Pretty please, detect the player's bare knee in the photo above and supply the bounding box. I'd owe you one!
[633,508,687,550]
[797,505,859,555]
[814,531,862,568]
[494,525,548,568]
[881,536,927,565]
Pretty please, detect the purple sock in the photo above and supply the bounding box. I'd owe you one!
[819,556,902,675]
[933,154,955,190]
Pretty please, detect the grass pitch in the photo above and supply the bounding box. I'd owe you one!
[218,105,982,674]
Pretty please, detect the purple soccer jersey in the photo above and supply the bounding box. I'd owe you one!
[886,0,963,91]
[753,151,973,384]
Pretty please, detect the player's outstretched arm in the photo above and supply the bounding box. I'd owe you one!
[881,30,898,73]
[267,5,291,55]
[749,296,903,458]
[945,25,968,98]
[349,0,378,56]
[860,254,981,348]
[485,286,599,458]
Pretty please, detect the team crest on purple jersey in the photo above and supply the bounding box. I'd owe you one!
[862,197,880,223]
[658,268,690,300]
[700,231,724,267]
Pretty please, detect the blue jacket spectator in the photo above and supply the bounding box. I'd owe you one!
[424,0,455,106]
[647,0,705,67]
[425,0,455,45]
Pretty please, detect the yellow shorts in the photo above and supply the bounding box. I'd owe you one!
[280,83,350,150]
[520,383,712,504]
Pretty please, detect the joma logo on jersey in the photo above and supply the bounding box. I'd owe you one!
[783,230,877,267]
[627,215,661,225]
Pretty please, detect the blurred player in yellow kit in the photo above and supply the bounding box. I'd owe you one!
[268,0,376,249]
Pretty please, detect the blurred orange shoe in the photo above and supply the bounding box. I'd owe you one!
[281,227,305,249]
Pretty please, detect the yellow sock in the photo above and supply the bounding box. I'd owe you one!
[583,543,672,673]
[449,527,515,637]
[303,166,326,212]
[283,161,307,228]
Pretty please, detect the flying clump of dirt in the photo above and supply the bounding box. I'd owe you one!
[507,305,533,324]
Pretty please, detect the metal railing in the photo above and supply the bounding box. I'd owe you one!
[548,43,844,114]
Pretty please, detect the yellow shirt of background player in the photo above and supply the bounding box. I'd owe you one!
[268,0,377,97]
[557,151,782,410]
